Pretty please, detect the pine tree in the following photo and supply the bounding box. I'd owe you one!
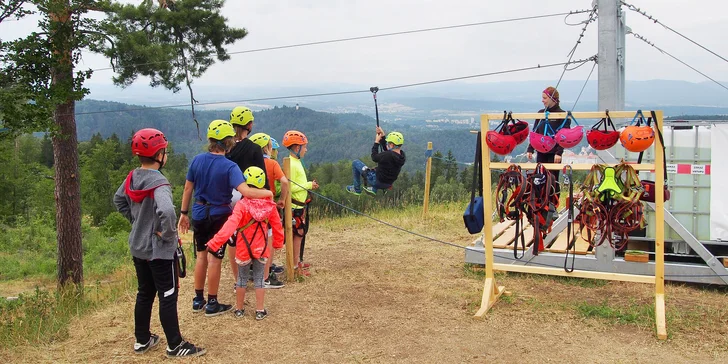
[0,0,246,288]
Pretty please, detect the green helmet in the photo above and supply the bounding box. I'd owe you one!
[243,166,266,189]
[207,120,235,140]
[385,131,404,146]
[230,106,254,126]
[249,132,271,149]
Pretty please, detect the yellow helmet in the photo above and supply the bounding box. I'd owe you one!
[230,106,254,126]
[207,120,235,140]
[243,166,266,189]
[385,131,404,146]
[249,132,271,149]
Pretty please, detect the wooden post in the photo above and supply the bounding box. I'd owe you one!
[654,110,668,340]
[422,142,433,217]
[475,114,505,317]
[283,157,295,282]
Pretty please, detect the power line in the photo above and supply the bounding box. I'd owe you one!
[571,60,597,110]
[555,5,598,90]
[621,1,728,65]
[71,56,596,117]
[88,9,593,73]
[628,31,728,93]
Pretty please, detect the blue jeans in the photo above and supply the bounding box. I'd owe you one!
[351,160,390,192]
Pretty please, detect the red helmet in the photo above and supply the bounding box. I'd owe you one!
[131,128,168,157]
[486,131,517,155]
[282,130,308,148]
[507,120,530,145]
[587,115,619,150]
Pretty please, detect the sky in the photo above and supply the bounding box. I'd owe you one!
[1,0,727,93]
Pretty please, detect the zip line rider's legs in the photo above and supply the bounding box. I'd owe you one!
[351,159,384,193]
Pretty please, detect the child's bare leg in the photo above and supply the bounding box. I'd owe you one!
[236,284,246,310]
[255,287,265,311]
[293,234,302,266]
[206,253,223,296]
[194,250,208,291]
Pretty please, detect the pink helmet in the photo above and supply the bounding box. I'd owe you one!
[554,111,584,149]
[529,112,557,153]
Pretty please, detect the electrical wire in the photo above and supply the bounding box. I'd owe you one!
[628,31,728,93]
[88,10,593,72]
[555,5,598,90]
[70,57,596,117]
[571,60,597,110]
[621,1,728,65]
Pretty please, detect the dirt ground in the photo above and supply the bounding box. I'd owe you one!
[4,205,728,363]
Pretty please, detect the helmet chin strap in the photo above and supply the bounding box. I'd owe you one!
[153,149,166,172]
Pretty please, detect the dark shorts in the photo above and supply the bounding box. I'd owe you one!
[192,213,231,259]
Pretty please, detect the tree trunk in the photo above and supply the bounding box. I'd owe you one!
[51,2,83,288]
[52,100,83,287]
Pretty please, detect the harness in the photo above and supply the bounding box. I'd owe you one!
[236,218,269,261]
[495,164,526,259]
[576,163,645,250]
[520,163,560,255]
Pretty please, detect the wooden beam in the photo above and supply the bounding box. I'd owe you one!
[654,110,668,340]
[491,263,655,284]
[484,111,644,120]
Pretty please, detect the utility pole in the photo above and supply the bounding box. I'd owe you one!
[597,0,626,111]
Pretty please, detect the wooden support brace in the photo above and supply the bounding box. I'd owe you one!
[475,277,505,317]
[655,293,667,340]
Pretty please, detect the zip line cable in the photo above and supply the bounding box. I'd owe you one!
[571,60,597,110]
[621,1,728,65]
[69,56,596,117]
[88,9,593,73]
[287,180,728,278]
[628,31,728,93]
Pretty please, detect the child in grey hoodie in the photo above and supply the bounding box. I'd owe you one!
[114,128,206,359]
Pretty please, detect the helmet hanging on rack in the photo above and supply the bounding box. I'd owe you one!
[529,111,557,153]
[486,112,519,155]
[586,112,620,150]
[620,110,655,153]
[554,111,584,149]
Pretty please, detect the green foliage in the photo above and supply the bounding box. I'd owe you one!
[576,299,654,326]
[101,212,131,237]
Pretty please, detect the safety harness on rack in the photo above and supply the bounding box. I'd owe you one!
[562,165,576,272]
[495,164,526,259]
[576,162,645,250]
[519,163,560,256]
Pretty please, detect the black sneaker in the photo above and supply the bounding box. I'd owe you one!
[205,301,233,317]
[166,341,206,358]
[133,333,160,354]
[255,309,268,321]
[264,275,285,289]
[192,297,206,313]
[271,264,284,274]
[234,309,245,318]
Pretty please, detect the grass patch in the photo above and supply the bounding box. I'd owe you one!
[0,268,135,349]
[576,299,654,326]
[0,217,130,282]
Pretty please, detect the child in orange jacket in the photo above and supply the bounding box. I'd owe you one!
[206,166,284,320]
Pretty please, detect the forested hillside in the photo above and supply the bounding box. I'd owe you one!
[74,100,481,171]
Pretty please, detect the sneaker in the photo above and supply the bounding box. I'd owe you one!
[205,301,233,317]
[166,341,207,358]
[270,264,284,274]
[264,275,285,289]
[299,261,311,269]
[346,185,361,196]
[234,309,245,318]
[134,334,160,354]
[363,186,376,196]
[255,309,268,321]
[192,297,206,313]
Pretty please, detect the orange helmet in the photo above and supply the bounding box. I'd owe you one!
[620,125,655,152]
[282,130,308,148]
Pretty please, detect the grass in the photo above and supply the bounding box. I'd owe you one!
[576,299,655,326]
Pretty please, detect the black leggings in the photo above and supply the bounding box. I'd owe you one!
[133,257,182,348]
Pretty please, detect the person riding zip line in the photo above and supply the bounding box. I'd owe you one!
[347,126,406,196]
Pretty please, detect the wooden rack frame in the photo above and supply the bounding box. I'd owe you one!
[474,111,667,340]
